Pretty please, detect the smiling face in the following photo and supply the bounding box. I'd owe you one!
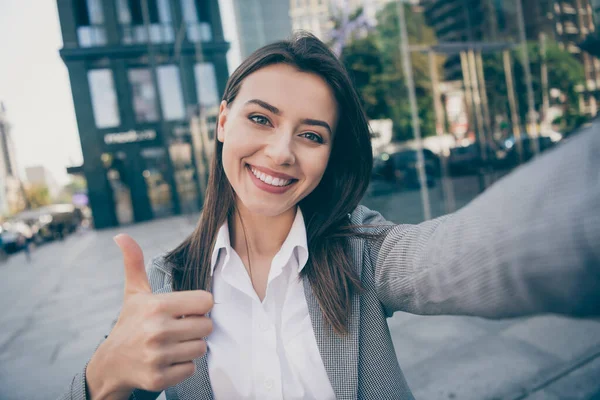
[217,63,338,218]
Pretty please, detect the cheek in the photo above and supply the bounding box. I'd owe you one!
[303,151,330,187]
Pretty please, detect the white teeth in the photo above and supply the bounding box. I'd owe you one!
[249,166,292,187]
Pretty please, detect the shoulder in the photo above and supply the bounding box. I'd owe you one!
[349,205,393,228]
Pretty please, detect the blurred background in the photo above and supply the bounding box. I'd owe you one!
[0,0,599,399]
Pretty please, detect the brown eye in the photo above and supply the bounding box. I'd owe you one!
[249,115,271,126]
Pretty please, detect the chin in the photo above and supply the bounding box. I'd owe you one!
[235,195,293,217]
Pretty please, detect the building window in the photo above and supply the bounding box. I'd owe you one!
[88,69,121,128]
[157,65,186,120]
[181,0,213,42]
[116,0,174,44]
[194,63,219,108]
[128,68,159,122]
[74,0,107,47]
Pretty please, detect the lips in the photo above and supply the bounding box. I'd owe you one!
[245,164,298,194]
[249,166,293,187]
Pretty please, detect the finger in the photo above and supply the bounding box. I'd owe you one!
[114,234,151,295]
[164,340,208,365]
[157,290,214,317]
[169,316,213,342]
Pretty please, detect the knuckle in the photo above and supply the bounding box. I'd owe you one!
[143,322,167,346]
[144,371,167,392]
[147,298,166,315]
[142,348,162,367]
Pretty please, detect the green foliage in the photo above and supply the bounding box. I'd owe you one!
[482,41,585,133]
[24,185,51,209]
[340,3,441,141]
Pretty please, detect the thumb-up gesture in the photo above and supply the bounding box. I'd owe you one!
[85,234,213,399]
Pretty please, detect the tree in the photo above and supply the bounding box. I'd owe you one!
[482,41,586,134]
[340,3,441,141]
[24,184,51,209]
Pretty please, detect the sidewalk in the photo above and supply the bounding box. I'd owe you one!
[0,211,598,400]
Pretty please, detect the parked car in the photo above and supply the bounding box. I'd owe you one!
[447,142,503,176]
[11,209,55,243]
[502,136,556,167]
[373,149,438,188]
[11,204,83,242]
[0,223,28,253]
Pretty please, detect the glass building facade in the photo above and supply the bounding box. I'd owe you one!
[57,0,229,228]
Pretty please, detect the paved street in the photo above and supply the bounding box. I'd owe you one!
[1,175,599,400]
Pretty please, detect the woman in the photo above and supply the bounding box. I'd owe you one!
[62,33,599,400]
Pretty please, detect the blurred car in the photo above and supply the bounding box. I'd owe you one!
[11,209,55,243]
[45,204,83,238]
[373,149,438,188]
[11,204,83,243]
[502,136,556,167]
[448,142,503,175]
[0,223,28,253]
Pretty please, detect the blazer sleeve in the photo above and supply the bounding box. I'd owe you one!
[57,256,170,400]
[372,125,600,319]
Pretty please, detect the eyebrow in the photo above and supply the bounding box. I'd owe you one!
[245,98,333,136]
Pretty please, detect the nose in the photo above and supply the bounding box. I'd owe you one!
[264,131,296,166]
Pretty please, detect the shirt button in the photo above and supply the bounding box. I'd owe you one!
[264,378,274,390]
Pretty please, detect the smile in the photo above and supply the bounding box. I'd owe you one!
[250,166,293,187]
[246,164,297,194]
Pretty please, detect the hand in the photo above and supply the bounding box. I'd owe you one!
[85,234,213,399]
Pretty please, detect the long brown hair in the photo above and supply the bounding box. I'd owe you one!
[166,32,374,335]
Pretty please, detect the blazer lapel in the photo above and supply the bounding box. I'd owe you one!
[303,273,360,400]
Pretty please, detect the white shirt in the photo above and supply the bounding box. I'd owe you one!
[207,208,336,400]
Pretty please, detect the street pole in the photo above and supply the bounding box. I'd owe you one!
[428,50,456,213]
[459,51,476,140]
[467,49,491,190]
[476,52,493,142]
[461,50,486,192]
[515,0,540,154]
[396,0,432,221]
[503,49,524,164]
[540,32,550,134]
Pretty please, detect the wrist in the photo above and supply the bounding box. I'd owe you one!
[86,342,132,400]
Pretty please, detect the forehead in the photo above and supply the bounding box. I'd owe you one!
[234,64,338,128]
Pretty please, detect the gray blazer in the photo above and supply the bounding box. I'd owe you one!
[63,125,599,400]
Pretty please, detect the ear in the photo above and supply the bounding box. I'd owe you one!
[217,100,228,143]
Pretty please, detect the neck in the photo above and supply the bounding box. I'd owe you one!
[230,202,297,259]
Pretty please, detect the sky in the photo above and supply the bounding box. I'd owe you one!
[0,0,83,185]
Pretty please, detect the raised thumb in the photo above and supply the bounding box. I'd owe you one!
[114,234,151,295]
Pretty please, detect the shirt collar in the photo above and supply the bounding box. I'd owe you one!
[210,220,231,276]
[278,207,309,273]
[209,207,309,276]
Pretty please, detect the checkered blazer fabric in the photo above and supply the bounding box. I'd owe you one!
[61,124,599,400]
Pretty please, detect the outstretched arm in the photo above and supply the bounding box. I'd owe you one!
[373,124,600,318]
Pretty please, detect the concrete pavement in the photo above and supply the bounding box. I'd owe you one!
[1,177,599,400]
